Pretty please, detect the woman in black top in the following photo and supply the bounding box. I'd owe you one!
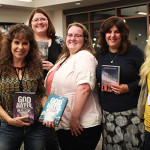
[28,8,64,150]
[28,8,64,77]
[96,16,144,150]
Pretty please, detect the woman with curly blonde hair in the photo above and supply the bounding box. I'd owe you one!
[138,36,150,150]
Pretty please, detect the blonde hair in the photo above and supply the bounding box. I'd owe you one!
[139,37,150,85]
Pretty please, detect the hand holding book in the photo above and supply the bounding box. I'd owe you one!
[111,84,129,95]
[101,65,120,92]
[39,94,68,127]
[13,92,35,124]
[42,61,54,71]
[9,115,30,127]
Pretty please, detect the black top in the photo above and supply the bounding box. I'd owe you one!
[96,45,144,112]
[44,36,64,77]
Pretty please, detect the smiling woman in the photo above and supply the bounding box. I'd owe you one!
[0,24,49,150]
[28,8,64,150]
[66,25,84,55]
[105,25,122,53]
[28,8,64,77]
[45,22,102,150]
[11,35,30,62]
[96,16,145,150]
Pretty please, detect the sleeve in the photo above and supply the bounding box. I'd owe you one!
[74,51,98,90]
[127,46,145,96]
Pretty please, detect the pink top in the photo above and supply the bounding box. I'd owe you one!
[45,50,102,130]
[46,65,59,96]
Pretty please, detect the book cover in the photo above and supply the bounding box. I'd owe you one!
[13,92,35,124]
[101,65,120,92]
[37,41,49,61]
[39,94,68,127]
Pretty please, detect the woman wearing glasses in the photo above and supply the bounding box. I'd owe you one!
[45,22,102,150]
[0,24,48,150]
[28,8,63,150]
[28,8,64,77]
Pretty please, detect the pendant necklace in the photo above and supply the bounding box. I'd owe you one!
[109,52,117,64]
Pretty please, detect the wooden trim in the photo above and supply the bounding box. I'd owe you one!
[63,0,148,15]
[121,15,147,20]
[115,8,119,16]
[88,12,91,35]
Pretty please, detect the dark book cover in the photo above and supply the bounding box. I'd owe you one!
[13,92,35,124]
[37,41,49,61]
[101,65,120,92]
[39,94,68,127]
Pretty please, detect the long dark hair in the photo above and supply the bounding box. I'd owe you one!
[97,16,131,55]
[0,23,42,76]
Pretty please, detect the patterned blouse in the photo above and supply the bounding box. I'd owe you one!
[0,66,46,122]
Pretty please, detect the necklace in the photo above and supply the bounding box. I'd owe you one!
[109,52,117,64]
[14,66,26,92]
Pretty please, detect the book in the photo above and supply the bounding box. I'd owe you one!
[13,92,35,124]
[39,94,68,127]
[37,41,49,61]
[101,65,120,92]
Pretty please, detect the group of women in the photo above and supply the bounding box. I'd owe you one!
[0,7,149,150]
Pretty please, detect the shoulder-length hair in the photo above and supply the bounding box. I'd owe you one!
[59,22,95,60]
[0,23,42,76]
[139,36,150,85]
[28,8,56,39]
[97,16,131,55]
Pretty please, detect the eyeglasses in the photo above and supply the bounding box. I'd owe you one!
[67,34,83,39]
[32,18,48,23]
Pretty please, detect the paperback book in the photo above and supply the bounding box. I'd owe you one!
[37,41,49,61]
[39,94,68,127]
[13,92,35,124]
[101,65,120,92]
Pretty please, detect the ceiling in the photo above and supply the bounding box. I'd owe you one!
[0,0,119,11]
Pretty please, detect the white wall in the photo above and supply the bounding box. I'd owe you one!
[48,10,66,38]
[0,8,31,25]
[0,7,65,38]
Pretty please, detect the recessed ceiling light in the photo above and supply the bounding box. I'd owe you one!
[17,0,33,2]
[75,2,81,6]
[137,11,147,15]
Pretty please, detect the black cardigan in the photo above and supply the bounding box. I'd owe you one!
[44,36,64,77]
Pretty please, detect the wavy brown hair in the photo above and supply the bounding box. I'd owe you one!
[59,22,95,60]
[0,30,4,51]
[28,8,55,39]
[0,23,42,76]
[97,16,131,55]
